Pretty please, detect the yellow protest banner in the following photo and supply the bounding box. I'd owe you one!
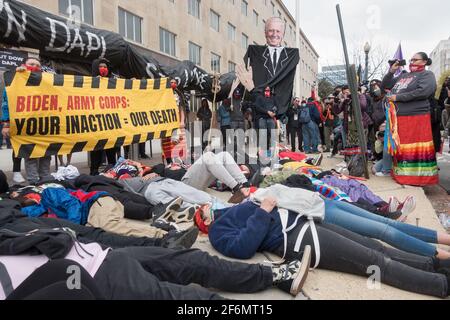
[5,71,179,159]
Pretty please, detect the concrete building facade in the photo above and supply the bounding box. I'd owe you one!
[20,0,319,100]
[430,37,450,81]
[319,64,347,86]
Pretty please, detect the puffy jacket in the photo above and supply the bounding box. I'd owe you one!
[22,188,109,225]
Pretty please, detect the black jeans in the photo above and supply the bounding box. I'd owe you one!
[94,247,273,300]
[12,152,21,173]
[318,124,325,146]
[275,221,448,298]
[288,126,303,152]
[90,148,118,175]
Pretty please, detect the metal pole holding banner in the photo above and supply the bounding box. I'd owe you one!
[294,0,301,97]
[207,73,220,149]
[336,4,370,179]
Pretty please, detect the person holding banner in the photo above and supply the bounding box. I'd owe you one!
[197,99,213,151]
[382,52,438,186]
[89,58,119,175]
[1,58,51,185]
[1,90,25,184]
[161,79,187,164]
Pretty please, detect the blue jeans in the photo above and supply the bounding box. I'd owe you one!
[302,121,320,152]
[324,200,438,257]
[373,152,393,174]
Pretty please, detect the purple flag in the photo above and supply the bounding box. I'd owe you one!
[392,43,404,77]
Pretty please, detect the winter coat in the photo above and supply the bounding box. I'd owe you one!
[21,188,109,225]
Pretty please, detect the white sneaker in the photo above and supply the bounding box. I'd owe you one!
[399,196,416,219]
[12,172,26,184]
[375,172,391,177]
[388,196,400,213]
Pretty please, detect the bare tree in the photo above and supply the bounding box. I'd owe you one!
[350,43,390,81]
[322,40,391,84]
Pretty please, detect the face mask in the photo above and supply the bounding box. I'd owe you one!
[99,67,109,77]
[25,65,41,72]
[301,104,307,107]
[409,64,425,73]
[373,88,381,97]
[170,82,178,90]
[264,91,271,98]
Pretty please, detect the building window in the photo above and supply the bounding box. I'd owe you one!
[228,23,236,41]
[118,8,142,43]
[271,2,275,15]
[211,53,221,73]
[59,0,94,25]
[241,0,248,16]
[159,27,176,56]
[188,0,200,19]
[189,42,201,65]
[241,33,248,49]
[210,10,220,32]
[253,10,259,26]
[228,61,236,72]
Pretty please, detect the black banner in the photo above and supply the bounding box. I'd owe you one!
[0,48,27,70]
[0,0,234,101]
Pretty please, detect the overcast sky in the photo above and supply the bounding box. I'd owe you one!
[282,0,450,72]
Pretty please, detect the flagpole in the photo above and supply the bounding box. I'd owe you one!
[295,0,301,98]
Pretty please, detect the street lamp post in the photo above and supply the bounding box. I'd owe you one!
[364,42,371,83]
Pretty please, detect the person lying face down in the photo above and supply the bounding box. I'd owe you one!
[195,196,450,298]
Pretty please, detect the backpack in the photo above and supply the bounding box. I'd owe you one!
[347,154,365,177]
[298,106,311,124]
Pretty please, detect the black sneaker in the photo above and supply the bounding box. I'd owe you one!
[274,245,312,296]
[153,197,184,222]
[151,219,178,232]
[160,226,199,249]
